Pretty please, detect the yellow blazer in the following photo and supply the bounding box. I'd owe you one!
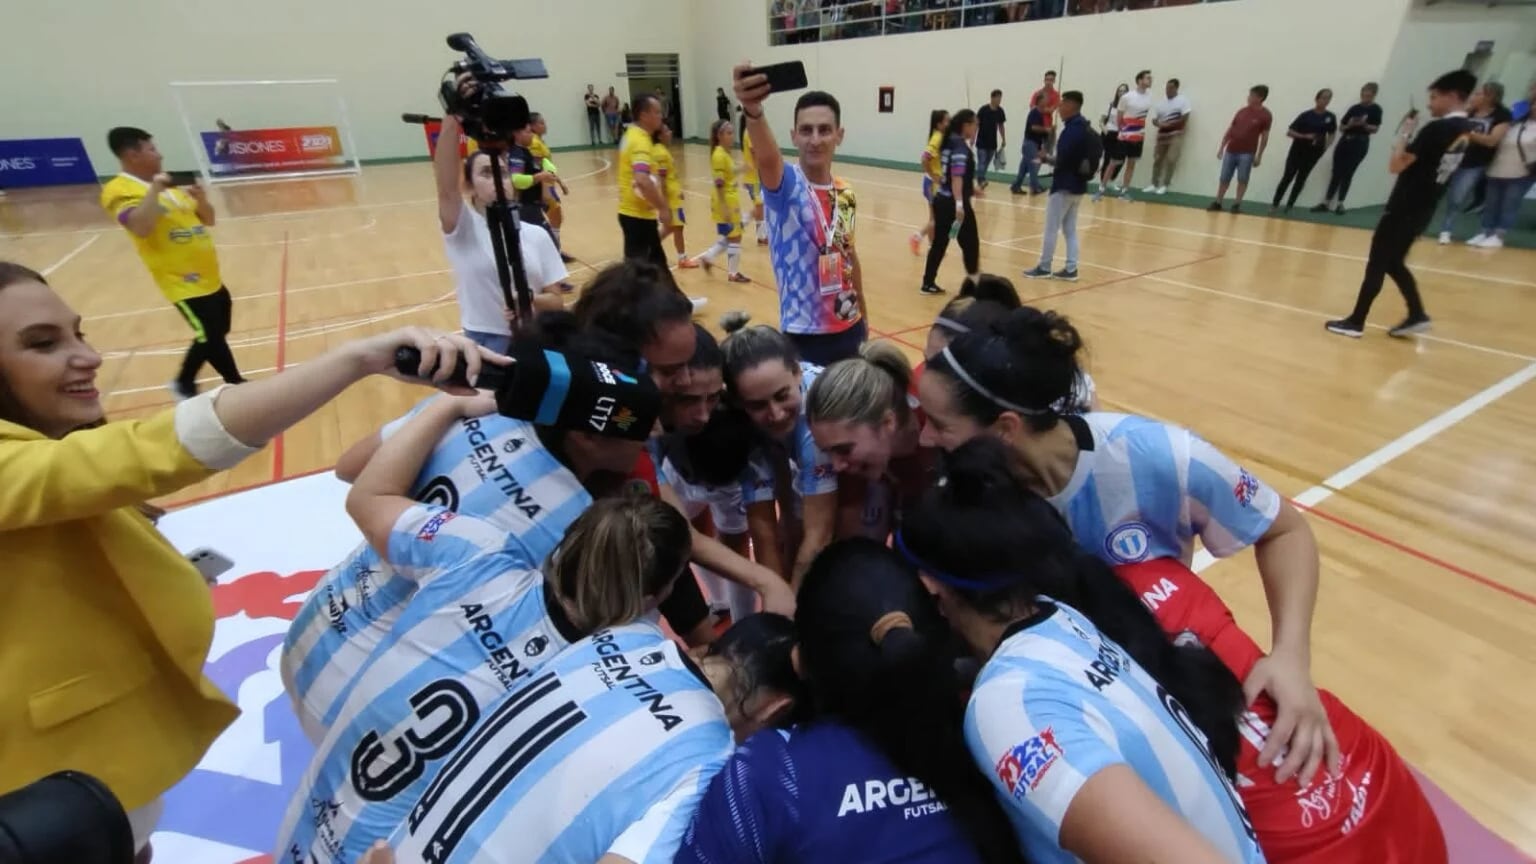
[0,397,255,810]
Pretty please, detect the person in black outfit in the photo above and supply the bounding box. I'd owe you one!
[584,85,603,146]
[508,125,557,243]
[1271,89,1337,213]
[1314,83,1382,214]
[975,90,1007,189]
[921,109,980,295]
[1327,70,1476,340]
[716,87,733,122]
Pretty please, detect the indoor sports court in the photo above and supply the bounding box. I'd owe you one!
[3,0,1535,861]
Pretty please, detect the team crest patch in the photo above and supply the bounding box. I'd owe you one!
[416,509,456,541]
[1233,469,1260,507]
[995,728,1063,799]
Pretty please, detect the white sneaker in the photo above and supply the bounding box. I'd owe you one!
[1479,235,1504,249]
[1438,231,1452,245]
[1143,184,1158,194]
[689,297,709,313]
[1156,186,1168,195]
[1466,233,1488,246]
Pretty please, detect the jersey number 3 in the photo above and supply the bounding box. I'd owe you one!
[352,679,480,802]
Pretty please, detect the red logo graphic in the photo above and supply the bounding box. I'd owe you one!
[995,727,1064,799]
[416,510,456,541]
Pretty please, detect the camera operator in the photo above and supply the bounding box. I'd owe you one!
[0,260,502,862]
[435,80,567,356]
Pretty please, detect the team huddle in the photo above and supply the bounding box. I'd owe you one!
[253,68,1469,864]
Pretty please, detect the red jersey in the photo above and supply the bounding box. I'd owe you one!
[1115,560,1446,864]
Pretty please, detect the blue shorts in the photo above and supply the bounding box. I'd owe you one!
[674,207,686,225]
[743,183,759,203]
[922,177,936,201]
[716,222,742,238]
[1220,152,1256,185]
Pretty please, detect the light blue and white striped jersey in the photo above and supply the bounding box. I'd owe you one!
[740,364,838,506]
[966,601,1263,864]
[1050,414,1281,567]
[275,503,579,864]
[389,620,733,864]
[281,404,591,742]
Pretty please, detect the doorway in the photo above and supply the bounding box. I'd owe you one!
[625,53,683,137]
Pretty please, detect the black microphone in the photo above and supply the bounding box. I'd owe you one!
[393,346,660,441]
[401,113,441,125]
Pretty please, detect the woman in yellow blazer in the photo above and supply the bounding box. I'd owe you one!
[0,261,501,860]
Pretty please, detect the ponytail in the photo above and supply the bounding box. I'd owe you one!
[901,439,1244,777]
[546,490,693,633]
[806,341,913,428]
[798,539,1027,864]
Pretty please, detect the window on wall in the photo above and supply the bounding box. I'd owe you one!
[767,0,1214,45]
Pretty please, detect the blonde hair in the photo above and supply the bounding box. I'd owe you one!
[546,490,693,633]
[806,341,913,428]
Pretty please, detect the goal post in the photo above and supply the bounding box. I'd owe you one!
[168,78,363,185]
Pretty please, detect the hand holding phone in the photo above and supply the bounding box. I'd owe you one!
[734,60,808,112]
[168,170,200,187]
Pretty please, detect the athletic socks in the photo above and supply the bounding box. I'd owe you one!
[726,242,741,275]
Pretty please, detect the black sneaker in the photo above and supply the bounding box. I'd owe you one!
[168,380,199,401]
[1009,186,1024,195]
[1388,316,1432,338]
[1310,203,1330,213]
[1022,265,1053,279]
[920,283,945,295]
[1207,201,1223,212]
[559,253,577,264]
[1230,203,1242,214]
[1052,268,1079,281]
[1334,205,1347,216]
[1325,319,1365,338]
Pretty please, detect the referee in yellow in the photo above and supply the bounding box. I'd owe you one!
[617,94,672,266]
[101,127,245,401]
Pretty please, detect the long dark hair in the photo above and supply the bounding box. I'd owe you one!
[925,306,1083,433]
[0,262,49,429]
[797,539,1027,864]
[571,260,692,355]
[899,438,1244,777]
[928,109,950,135]
[949,108,978,139]
[705,612,807,726]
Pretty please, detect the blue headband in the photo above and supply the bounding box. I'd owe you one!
[893,527,1019,592]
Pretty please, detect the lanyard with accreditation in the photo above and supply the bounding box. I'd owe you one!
[811,182,845,295]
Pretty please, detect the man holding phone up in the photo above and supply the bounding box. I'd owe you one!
[734,62,868,366]
[101,127,245,400]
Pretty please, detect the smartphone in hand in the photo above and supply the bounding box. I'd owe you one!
[186,547,235,584]
[168,170,201,187]
[746,61,809,95]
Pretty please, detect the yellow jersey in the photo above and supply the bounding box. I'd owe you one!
[100,174,221,304]
[709,145,741,225]
[653,144,683,209]
[924,131,944,181]
[618,125,658,220]
[529,134,553,166]
[741,128,760,185]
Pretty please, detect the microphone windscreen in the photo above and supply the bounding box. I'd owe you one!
[497,344,659,441]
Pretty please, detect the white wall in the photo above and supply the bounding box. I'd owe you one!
[687,0,1450,205]
[0,0,693,175]
[1379,4,1536,117]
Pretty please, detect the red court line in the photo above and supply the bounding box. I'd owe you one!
[881,322,933,339]
[271,232,291,482]
[1290,500,1536,608]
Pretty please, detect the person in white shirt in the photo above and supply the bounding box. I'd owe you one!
[1113,70,1154,199]
[434,110,567,355]
[1148,78,1191,194]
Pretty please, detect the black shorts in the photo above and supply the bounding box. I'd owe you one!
[1102,131,1124,161]
[619,213,665,267]
[1120,139,1145,160]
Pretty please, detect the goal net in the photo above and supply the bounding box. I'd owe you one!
[169,78,362,185]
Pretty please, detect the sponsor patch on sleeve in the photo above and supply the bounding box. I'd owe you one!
[994,728,1064,799]
[416,509,456,541]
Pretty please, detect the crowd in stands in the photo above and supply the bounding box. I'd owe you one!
[769,0,1226,44]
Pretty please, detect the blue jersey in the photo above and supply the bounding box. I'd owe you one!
[762,164,862,336]
[388,620,733,864]
[281,405,591,741]
[1050,413,1281,567]
[966,601,1263,864]
[275,503,578,864]
[740,365,839,507]
[677,722,983,864]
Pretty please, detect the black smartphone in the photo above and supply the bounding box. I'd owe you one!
[168,170,200,187]
[747,61,808,95]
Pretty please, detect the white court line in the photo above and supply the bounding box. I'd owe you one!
[86,268,452,322]
[40,234,100,276]
[1194,360,1536,573]
[835,169,1536,290]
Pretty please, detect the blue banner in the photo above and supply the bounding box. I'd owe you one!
[0,138,97,188]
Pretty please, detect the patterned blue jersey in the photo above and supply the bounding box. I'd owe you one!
[1051,413,1281,567]
[966,601,1264,864]
[388,620,733,864]
[740,364,839,507]
[677,722,983,864]
[282,403,591,742]
[762,164,861,335]
[275,504,578,864]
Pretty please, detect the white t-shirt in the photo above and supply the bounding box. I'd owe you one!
[1155,94,1192,138]
[1488,118,1536,180]
[1117,89,1154,142]
[443,199,567,336]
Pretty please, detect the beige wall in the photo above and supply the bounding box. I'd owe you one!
[0,0,692,174]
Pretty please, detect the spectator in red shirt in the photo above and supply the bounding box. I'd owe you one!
[1117,559,1447,864]
[1029,70,1062,149]
[1210,84,1273,214]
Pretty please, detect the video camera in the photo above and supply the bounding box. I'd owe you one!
[439,32,548,144]
[0,772,135,864]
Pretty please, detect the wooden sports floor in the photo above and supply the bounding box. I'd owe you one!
[3,146,1535,852]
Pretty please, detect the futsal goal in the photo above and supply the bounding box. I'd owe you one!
[169,78,362,185]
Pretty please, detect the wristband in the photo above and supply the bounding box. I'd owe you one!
[743,107,764,120]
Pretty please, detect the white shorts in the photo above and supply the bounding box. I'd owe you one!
[658,457,748,535]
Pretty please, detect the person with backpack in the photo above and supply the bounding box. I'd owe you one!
[1024,90,1096,282]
